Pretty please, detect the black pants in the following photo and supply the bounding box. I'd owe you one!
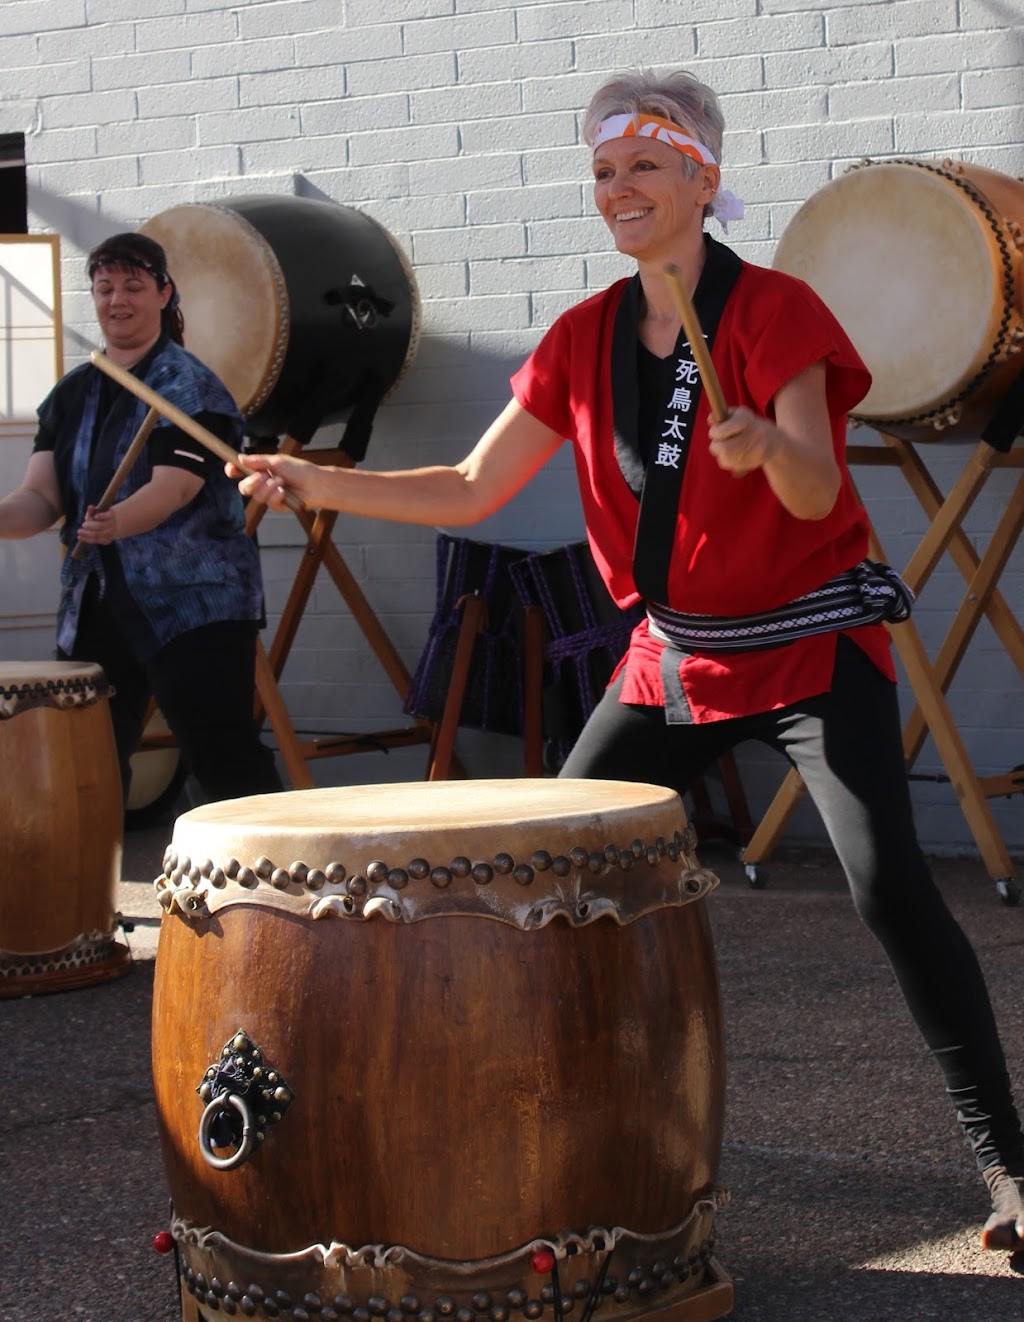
[64,603,282,806]
[560,635,1021,1172]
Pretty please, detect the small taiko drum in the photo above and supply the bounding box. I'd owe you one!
[151,780,732,1322]
[141,195,420,456]
[773,158,1024,439]
[0,661,129,997]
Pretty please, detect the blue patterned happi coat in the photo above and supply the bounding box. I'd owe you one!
[38,336,265,658]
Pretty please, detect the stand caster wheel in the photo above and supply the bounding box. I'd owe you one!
[744,863,767,889]
[995,877,1021,907]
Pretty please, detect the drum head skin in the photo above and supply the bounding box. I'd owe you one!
[0,659,107,685]
[173,777,686,881]
[141,204,288,416]
[774,162,1003,422]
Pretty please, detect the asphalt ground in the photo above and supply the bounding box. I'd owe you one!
[1,828,1022,1322]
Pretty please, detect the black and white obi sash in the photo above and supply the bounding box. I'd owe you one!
[648,560,915,655]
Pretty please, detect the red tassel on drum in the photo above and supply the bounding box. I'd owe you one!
[531,1248,565,1322]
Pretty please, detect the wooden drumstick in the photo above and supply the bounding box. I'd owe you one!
[662,263,730,424]
[89,350,305,514]
[70,407,159,561]
[663,263,756,477]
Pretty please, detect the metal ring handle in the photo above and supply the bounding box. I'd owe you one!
[198,1092,256,1171]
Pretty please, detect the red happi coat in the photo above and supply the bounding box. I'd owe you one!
[510,254,895,723]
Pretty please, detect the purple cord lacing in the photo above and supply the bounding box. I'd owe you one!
[509,544,642,725]
[405,534,526,732]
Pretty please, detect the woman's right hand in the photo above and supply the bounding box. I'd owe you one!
[227,453,322,511]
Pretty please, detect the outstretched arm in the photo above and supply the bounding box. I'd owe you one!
[231,399,566,525]
[707,361,842,520]
[0,451,63,538]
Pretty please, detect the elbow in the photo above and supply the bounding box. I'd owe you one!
[769,472,841,522]
[814,471,843,520]
[779,480,840,522]
[791,464,842,521]
[449,468,506,526]
[803,489,840,521]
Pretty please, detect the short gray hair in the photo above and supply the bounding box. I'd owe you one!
[582,68,726,173]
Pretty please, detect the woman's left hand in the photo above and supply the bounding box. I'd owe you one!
[707,406,781,475]
[76,504,120,545]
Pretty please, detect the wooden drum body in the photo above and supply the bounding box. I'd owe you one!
[774,159,1024,439]
[0,662,129,996]
[152,780,731,1322]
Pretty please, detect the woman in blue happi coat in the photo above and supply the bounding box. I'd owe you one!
[0,232,281,804]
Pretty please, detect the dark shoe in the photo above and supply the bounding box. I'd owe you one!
[981,1165,1024,1250]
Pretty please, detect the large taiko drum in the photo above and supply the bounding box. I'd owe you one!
[141,195,421,455]
[151,780,732,1322]
[0,661,129,997]
[773,159,1024,439]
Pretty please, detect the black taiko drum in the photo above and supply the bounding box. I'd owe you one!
[141,194,421,457]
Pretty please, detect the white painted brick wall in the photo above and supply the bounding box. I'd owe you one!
[2,0,1022,858]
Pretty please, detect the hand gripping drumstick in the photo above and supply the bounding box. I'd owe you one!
[89,351,305,514]
[70,407,159,560]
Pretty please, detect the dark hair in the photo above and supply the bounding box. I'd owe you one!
[86,232,185,345]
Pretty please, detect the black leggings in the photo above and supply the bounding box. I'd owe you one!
[560,636,1020,1171]
[64,603,282,806]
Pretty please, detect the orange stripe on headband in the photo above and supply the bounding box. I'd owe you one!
[592,113,718,167]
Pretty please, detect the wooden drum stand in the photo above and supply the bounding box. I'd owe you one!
[243,437,435,789]
[762,156,1024,903]
[740,430,1024,904]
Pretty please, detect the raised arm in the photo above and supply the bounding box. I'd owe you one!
[0,451,63,539]
[707,360,842,520]
[232,399,566,525]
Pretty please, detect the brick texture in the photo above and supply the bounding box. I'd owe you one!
[3,0,1022,851]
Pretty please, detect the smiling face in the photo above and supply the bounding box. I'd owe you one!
[592,134,720,264]
[91,262,171,362]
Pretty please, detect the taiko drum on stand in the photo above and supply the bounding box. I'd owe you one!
[751,158,1024,900]
[774,158,1024,440]
[151,779,733,1322]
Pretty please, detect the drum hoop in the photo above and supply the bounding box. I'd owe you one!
[202,203,291,417]
[0,674,111,719]
[170,1193,728,1311]
[845,157,1019,431]
[365,210,422,400]
[155,820,715,929]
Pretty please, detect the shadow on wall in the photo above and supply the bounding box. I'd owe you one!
[28,182,124,255]
[28,185,127,355]
[293,328,588,551]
